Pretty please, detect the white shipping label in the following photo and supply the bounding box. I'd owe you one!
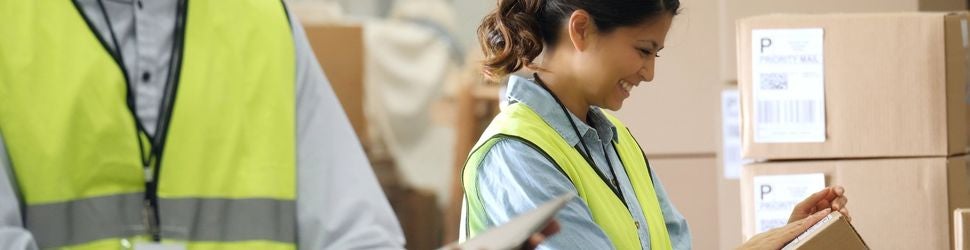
[752,173,825,233]
[751,29,826,143]
[721,89,747,179]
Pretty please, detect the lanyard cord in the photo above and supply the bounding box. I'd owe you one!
[531,73,628,207]
[95,0,186,241]
[96,0,153,169]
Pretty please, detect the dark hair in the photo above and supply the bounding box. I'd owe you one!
[477,0,680,79]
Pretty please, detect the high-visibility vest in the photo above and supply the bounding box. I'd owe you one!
[462,102,673,250]
[0,1,297,249]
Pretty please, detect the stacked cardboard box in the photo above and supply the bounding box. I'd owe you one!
[782,212,869,250]
[738,12,970,249]
[648,157,719,250]
[718,84,745,249]
[718,0,967,84]
[717,1,967,249]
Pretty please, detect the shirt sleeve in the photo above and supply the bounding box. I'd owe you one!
[650,166,693,250]
[475,138,616,250]
[287,7,406,250]
[0,132,40,250]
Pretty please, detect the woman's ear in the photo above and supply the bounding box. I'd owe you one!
[567,10,595,52]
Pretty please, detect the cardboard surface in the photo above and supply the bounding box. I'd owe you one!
[738,12,970,160]
[718,177,743,249]
[718,84,744,249]
[301,23,368,142]
[741,156,970,249]
[718,0,967,83]
[782,212,869,250]
[650,157,719,250]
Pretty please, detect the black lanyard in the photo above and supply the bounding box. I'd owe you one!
[532,73,628,207]
[95,0,187,241]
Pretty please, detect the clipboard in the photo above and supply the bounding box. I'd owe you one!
[456,192,576,250]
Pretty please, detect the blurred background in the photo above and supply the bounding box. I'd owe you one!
[284,0,970,249]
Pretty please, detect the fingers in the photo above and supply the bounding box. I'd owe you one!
[814,199,831,212]
[795,188,829,211]
[521,220,559,250]
[524,234,546,250]
[832,195,848,210]
[540,219,560,237]
[839,207,851,223]
[832,195,850,222]
[787,208,831,236]
[832,186,845,196]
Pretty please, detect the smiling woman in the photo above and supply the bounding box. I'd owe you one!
[477,0,678,120]
[459,0,849,249]
[460,0,689,249]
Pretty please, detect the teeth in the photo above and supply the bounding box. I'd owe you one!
[620,80,633,92]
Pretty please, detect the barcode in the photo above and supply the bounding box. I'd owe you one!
[760,73,788,90]
[757,100,816,124]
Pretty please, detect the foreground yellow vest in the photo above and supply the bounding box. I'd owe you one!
[0,1,296,249]
[462,103,672,250]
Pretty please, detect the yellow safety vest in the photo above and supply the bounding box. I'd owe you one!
[462,103,673,250]
[0,1,296,249]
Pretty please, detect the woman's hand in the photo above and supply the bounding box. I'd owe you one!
[789,186,850,223]
[522,220,560,250]
[737,208,831,250]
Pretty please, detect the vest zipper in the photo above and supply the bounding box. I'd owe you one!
[142,0,188,241]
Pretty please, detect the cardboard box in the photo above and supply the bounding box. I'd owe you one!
[782,212,869,250]
[649,157,719,250]
[738,12,970,160]
[717,84,744,249]
[741,156,970,249]
[957,208,970,250]
[717,0,967,83]
[718,178,743,249]
[301,23,368,142]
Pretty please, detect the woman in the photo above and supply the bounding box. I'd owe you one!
[460,0,850,249]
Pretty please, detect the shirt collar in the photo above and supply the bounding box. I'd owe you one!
[505,75,618,146]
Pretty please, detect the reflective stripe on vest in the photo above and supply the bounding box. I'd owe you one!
[462,103,672,250]
[0,0,297,249]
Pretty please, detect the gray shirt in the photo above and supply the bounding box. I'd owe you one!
[475,75,692,249]
[0,0,406,249]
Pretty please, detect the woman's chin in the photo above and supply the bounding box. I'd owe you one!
[602,101,624,111]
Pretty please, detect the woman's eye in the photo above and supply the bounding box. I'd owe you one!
[638,48,660,58]
[638,48,652,56]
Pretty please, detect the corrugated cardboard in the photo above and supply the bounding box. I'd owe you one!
[717,0,967,83]
[741,156,970,249]
[649,157,719,250]
[301,23,368,142]
[738,12,970,160]
[718,178,743,249]
[782,212,869,250]
[957,208,970,250]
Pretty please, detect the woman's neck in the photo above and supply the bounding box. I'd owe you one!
[535,71,590,123]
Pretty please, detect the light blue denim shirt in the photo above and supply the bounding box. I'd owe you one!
[476,75,692,249]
